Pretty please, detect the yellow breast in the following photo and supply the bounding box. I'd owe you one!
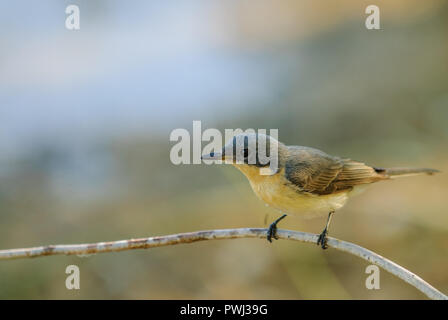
[234,165,349,218]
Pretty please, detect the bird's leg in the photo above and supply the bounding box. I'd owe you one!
[317,211,334,250]
[267,214,287,243]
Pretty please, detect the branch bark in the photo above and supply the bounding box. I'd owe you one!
[0,228,446,300]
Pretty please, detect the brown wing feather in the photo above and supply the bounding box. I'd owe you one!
[284,146,387,195]
[330,159,387,193]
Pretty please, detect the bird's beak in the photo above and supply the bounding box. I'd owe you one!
[201,152,224,160]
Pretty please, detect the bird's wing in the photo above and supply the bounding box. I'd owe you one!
[284,146,386,195]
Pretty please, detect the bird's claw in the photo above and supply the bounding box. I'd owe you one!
[266,214,287,243]
[267,223,279,243]
[317,228,329,250]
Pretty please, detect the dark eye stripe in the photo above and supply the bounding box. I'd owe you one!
[232,136,237,156]
[244,136,249,149]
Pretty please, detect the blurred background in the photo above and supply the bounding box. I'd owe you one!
[0,0,447,299]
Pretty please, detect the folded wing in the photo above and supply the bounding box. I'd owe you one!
[284,146,386,195]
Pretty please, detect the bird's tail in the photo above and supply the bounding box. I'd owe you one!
[375,167,440,178]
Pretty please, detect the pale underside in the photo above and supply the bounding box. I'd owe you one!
[234,165,369,219]
[249,171,352,218]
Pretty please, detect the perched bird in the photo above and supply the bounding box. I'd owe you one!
[202,133,439,249]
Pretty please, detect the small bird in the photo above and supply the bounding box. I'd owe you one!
[202,133,439,249]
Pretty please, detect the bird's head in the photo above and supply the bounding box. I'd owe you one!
[201,133,286,177]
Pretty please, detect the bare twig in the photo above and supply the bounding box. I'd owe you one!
[0,228,446,300]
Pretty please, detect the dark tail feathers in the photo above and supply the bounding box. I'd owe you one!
[375,167,440,178]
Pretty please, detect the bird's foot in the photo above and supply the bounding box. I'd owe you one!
[266,224,278,243]
[317,228,329,250]
[267,214,287,243]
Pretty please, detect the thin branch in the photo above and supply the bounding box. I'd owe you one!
[0,228,446,300]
